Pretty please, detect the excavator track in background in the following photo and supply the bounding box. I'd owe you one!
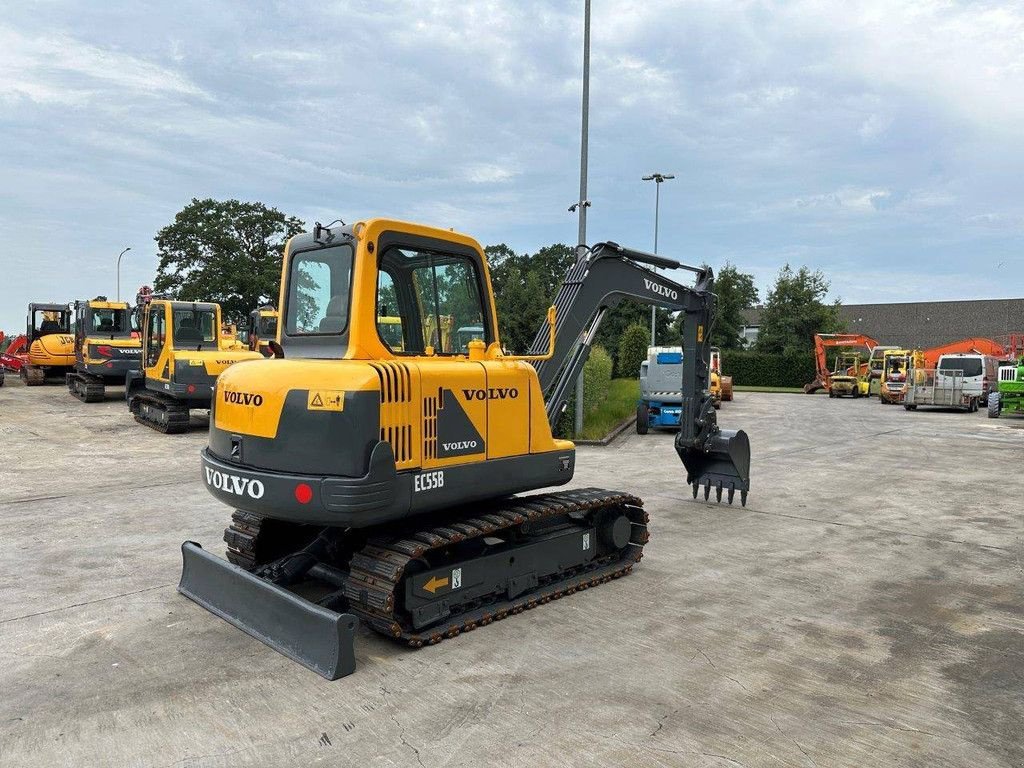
[224,488,648,648]
[129,390,191,434]
[21,366,47,386]
[67,373,105,402]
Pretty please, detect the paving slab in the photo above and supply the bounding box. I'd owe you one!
[1,381,1021,767]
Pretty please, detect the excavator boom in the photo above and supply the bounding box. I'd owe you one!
[528,242,750,502]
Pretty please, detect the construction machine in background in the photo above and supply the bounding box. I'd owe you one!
[637,346,685,432]
[126,299,263,433]
[879,349,923,404]
[0,332,28,380]
[177,218,752,680]
[988,356,1024,419]
[804,333,878,395]
[66,298,142,402]
[867,345,900,396]
[21,303,75,385]
[710,347,733,401]
[247,306,279,356]
[828,352,868,398]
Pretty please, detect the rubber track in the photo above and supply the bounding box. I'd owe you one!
[68,373,105,403]
[22,366,46,386]
[225,489,649,648]
[130,391,191,434]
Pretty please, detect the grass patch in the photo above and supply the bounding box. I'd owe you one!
[580,378,639,440]
[734,385,815,394]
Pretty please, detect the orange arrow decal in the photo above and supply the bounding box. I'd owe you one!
[423,576,449,594]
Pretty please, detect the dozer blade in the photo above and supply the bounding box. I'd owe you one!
[178,542,358,680]
[676,428,751,506]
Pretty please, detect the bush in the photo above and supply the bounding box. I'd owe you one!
[555,345,614,437]
[720,349,817,389]
[617,324,649,379]
[583,346,613,413]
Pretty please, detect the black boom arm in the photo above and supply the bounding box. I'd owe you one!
[526,242,751,505]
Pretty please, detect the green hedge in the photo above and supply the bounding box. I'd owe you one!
[616,324,649,378]
[720,350,816,389]
[583,346,613,413]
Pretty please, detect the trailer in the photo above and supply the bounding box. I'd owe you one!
[904,369,976,412]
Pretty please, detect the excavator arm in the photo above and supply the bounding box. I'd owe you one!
[526,242,751,504]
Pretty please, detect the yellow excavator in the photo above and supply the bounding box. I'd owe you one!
[21,303,75,385]
[178,218,752,679]
[66,297,142,402]
[247,306,279,356]
[126,299,263,432]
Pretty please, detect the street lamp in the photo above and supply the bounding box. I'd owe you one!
[641,173,674,343]
[116,249,132,303]
[569,0,592,439]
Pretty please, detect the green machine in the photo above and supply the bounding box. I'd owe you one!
[988,357,1024,418]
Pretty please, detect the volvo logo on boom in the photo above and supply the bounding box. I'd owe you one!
[461,388,519,401]
[204,467,265,499]
[643,278,678,301]
[222,390,264,406]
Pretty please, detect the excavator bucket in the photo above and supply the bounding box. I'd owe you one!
[178,542,359,680]
[676,427,751,505]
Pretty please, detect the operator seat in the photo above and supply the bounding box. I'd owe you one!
[319,296,347,333]
[176,317,203,342]
[38,320,60,335]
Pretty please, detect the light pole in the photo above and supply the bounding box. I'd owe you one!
[570,0,592,438]
[641,172,674,344]
[116,247,132,301]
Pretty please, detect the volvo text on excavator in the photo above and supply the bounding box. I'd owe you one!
[177,218,752,679]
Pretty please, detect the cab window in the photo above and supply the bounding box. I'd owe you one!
[172,309,217,349]
[34,310,69,335]
[286,245,354,335]
[376,247,488,355]
[146,307,165,367]
[91,308,129,335]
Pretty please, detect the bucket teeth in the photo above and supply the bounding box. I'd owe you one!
[740,490,747,507]
[727,485,735,504]
[691,483,698,499]
[715,481,723,503]
[703,482,711,501]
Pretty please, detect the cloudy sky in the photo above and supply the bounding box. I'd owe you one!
[1,0,1022,332]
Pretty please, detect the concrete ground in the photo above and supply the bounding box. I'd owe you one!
[1,379,1021,768]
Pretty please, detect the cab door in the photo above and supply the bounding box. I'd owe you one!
[143,303,170,383]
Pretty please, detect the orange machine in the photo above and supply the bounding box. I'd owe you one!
[921,337,1007,368]
[804,334,878,394]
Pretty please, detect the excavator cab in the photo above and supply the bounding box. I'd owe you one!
[247,306,279,356]
[179,218,751,679]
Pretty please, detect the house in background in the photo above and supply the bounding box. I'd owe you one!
[740,298,1024,350]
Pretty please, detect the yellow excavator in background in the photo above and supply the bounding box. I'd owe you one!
[66,297,141,402]
[21,303,75,385]
[178,218,752,679]
[247,306,279,356]
[126,299,263,432]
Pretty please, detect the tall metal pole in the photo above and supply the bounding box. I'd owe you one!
[573,0,591,438]
[116,247,132,301]
[642,173,673,344]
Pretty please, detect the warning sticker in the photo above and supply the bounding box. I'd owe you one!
[452,567,462,590]
[307,390,345,411]
[188,359,204,366]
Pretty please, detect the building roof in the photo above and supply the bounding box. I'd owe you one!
[742,298,1024,350]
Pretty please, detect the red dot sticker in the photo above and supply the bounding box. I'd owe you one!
[295,483,313,504]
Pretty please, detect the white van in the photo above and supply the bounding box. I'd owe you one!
[936,354,1001,405]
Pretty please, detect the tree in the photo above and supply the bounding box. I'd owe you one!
[754,264,843,354]
[617,324,650,380]
[486,243,576,354]
[712,263,759,350]
[154,199,305,324]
